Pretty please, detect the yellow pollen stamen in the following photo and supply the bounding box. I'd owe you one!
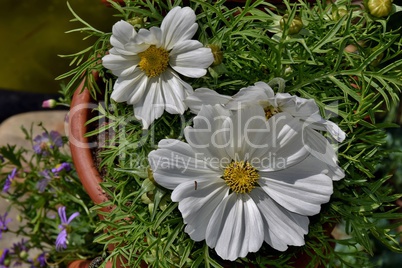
[223,161,259,194]
[138,45,169,78]
[264,105,280,119]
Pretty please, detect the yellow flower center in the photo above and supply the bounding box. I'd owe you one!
[138,45,169,78]
[223,161,259,194]
[264,105,280,119]
[40,142,49,150]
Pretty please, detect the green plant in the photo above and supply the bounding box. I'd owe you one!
[2,0,402,267]
[0,126,101,267]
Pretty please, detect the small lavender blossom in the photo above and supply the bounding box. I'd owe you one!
[33,131,63,155]
[29,252,47,268]
[11,239,29,265]
[0,212,12,239]
[35,253,46,267]
[0,248,10,266]
[36,170,52,193]
[2,168,17,192]
[11,238,28,253]
[51,163,71,175]
[56,206,79,251]
[0,154,4,163]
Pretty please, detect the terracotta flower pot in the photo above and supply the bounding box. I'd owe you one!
[67,260,114,268]
[69,74,111,217]
[68,75,148,268]
[68,76,115,268]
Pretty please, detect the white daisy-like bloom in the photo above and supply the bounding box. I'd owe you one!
[102,6,214,129]
[184,82,346,180]
[148,104,337,261]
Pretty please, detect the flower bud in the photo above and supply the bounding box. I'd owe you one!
[148,168,155,184]
[207,44,224,66]
[42,99,57,108]
[332,8,348,21]
[280,14,303,35]
[127,17,144,28]
[19,250,29,260]
[141,193,153,204]
[367,0,392,18]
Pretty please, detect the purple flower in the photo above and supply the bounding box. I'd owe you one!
[0,248,10,266]
[11,239,29,265]
[51,163,71,175]
[56,206,79,251]
[33,131,63,155]
[36,170,52,193]
[0,212,12,239]
[35,253,46,267]
[2,168,17,193]
[11,238,28,253]
[0,155,4,163]
[29,252,47,268]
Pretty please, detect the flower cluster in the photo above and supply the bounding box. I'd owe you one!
[0,128,100,267]
[0,238,46,268]
[101,4,347,261]
[89,0,402,266]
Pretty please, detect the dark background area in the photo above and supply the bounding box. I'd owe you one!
[0,0,119,123]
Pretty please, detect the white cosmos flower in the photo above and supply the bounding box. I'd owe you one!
[102,6,214,129]
[184,82,346,180]
[148,104,337,261]
[185,81,346,142]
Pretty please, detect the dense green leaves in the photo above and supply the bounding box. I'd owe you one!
[56,0,402,267]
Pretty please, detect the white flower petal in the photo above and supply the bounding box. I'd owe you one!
[276,94,346,142]
[132,27,161,48]
[172,180,228,241]
[170,40,214,77]
[160,71,187,114]
[259,156,333,216]
[323,120,346,142]
[133,79,165,129]
[160,7,198,51]
[184,88,232,114]
[102,54,140,77]
[225,82,274,110]
[254,113,309,171]
[110,20,138,55]
[222,106,270,161]
[303,128,345,181]
[306,118,346,143]
[149,139,220,190]
[110,70,147,103]
[250,188,308,250]
[276,94,320,117]
[206,194,264,261]
[184,105,232,161]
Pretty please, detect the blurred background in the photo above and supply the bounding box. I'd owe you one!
[0,0,118,122]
